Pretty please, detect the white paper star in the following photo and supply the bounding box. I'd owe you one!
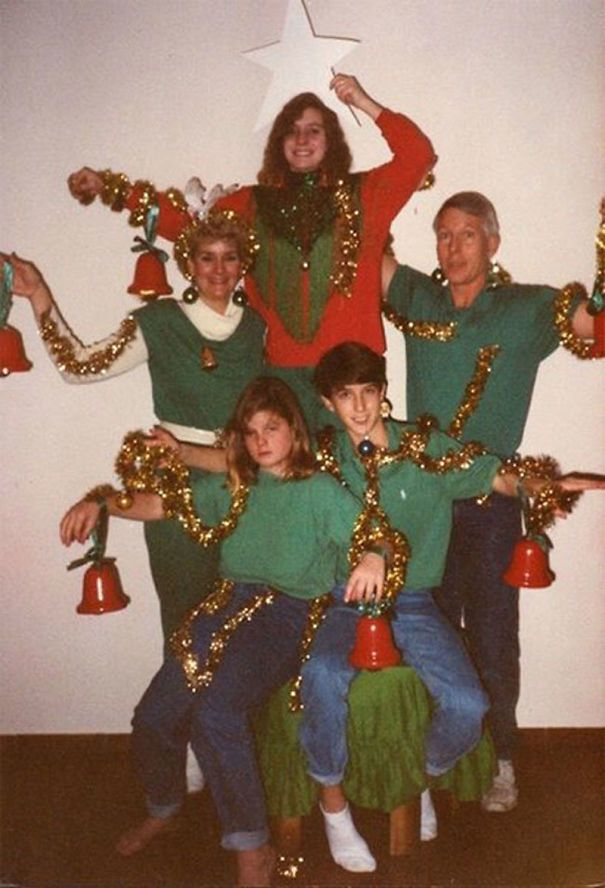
[243,0,360,132]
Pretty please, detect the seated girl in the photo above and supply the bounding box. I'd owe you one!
[59,376,388,888]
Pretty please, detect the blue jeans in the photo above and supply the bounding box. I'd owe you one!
[434,492,522,760]
[130,583,311,851]
[299,585,489,781]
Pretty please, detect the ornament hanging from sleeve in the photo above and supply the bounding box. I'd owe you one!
[0,260,32,376]
[127,205,173,301]
[502,460,582,588]
[586,198,605,357]
[66,499,130,614]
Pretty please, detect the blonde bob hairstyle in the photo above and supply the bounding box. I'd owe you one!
[225,376,316,489]
[174,209,259,280]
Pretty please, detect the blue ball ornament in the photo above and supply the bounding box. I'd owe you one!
[358,438,375,457]
[232,288,248,307]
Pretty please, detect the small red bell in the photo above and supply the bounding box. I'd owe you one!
[0,324,32,375]
[349,615,402,670]
[127,252,173,301]
[77,557,130,615]
[502,538,555,589]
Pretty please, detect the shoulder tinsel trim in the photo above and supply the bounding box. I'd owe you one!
[381,300,457,341]
[39,313,138,376]
[114,430,249,546]
[447,345,501,439]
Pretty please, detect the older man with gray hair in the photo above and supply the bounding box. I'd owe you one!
[382,191,595,813]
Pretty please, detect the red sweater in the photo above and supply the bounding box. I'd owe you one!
[126,110,436,367]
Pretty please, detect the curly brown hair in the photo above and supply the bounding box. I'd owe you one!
[257,92,352,187]
[174,209,259,280]
[225,377,317,489]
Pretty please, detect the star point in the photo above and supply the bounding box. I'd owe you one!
[242,0,360,132]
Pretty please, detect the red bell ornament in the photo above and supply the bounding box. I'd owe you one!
[0,261,32,375]
[127,251,173,301]
[0,324,32,375]
[349,615,402,670]
[77,558,130,614]
[503,538,555,589]
[67,504,130,615]
[589,310,605,358]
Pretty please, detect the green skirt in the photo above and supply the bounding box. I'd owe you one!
[254,665,496,817]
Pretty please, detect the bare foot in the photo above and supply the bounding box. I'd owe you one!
[236,843,276,887]
[115,815,178,856]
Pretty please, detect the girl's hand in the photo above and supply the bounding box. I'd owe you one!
[60,501,101,546]
[145,426,182,458]
[67,167,103,204]
[344,552,385,603]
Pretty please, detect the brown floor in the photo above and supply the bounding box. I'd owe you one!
[1,729,603,888]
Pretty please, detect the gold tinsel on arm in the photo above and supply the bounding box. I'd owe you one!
[39,314,138,376]
[499,454,582,533]
[553,282,593,359]
[114,430,249,546]
[554,200,605,359]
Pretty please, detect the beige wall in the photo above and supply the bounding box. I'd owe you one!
[1,0,603,733]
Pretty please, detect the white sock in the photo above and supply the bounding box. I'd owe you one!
[185,744,205,794]
[320,802,376,873]
[420,789,437,841]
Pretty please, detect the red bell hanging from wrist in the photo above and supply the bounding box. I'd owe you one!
[0,324,32,376]
[348,614,402,670]
[67,504,130,614]
[502,537,555,589]
[77,557,130,614]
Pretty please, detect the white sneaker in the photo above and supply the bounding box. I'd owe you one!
[185,744,205,794]
[420,789,437,841]
[320,803,377,873]
[481,759,518,812]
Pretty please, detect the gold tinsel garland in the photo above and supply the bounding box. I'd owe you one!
[381,300,457,341]
[174,209,261,279]
[287,593,333,712]
[316,421,487,605]
[553,283,593,359]
[171,585,276,693]
[114,431,249,546]
[99,169,131,212]
[127,180,158,227]
[329,179,361,295]
[447,345,501,439]
[498,455,582,532]
[39,314,138,376]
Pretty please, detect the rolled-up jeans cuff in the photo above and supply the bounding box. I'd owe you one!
[147,798,183,819]
[221,828,270,851]
[307,769,345,786]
